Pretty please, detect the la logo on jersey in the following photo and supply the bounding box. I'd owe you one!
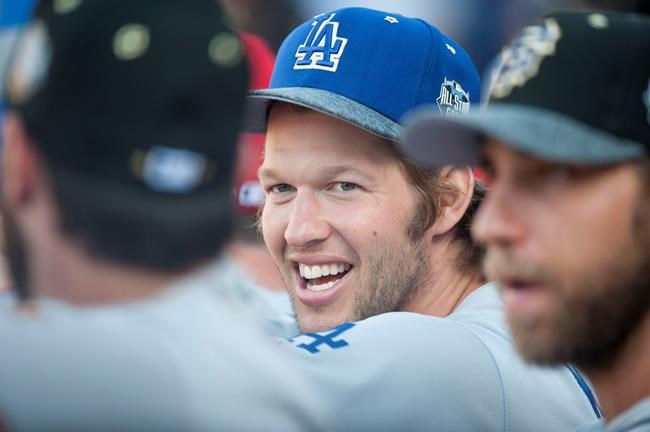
[437,78,470,116]
[294,13,348,72]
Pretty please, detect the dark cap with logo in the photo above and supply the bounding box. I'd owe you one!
[402,11,650,167]
[5,0,248,215]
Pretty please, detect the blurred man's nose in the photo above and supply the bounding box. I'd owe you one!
[472,181,525,250]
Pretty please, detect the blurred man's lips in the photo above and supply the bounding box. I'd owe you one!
[500,278,548,316]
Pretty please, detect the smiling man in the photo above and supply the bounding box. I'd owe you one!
[403,11,650,432]
[245,7,601,431]
[250,8,484,333]
[258,103,474,332]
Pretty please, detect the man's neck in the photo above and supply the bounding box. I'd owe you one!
[583,312,650,422]
[31,237,182,306]
[227,241,286,291]
[404,242,484,317]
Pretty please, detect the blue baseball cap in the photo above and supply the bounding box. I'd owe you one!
[245,7,480,141]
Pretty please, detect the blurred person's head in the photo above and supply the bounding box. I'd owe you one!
[0,0,40,296]
[227,31,286,291]
[2,0,248,303]
[232,31,274,239]
[403,11,650,377]
[586,0,650,15]
[246,7,484,332]
[217,0,300,51]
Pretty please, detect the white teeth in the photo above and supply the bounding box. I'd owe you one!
[299,264,312,279]
[298,262,351,280]
[307,280,336,291]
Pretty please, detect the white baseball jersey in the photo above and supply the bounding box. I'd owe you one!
[0,261,327,432]
[576,398,650,432]
[215,257,299,338]
[279,283,602,431]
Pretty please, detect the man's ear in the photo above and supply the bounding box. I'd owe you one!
[2,112,39,211]
[429,166,474,237]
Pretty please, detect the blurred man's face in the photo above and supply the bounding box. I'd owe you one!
[260,105,430,332]
[0,209,28,299]
[473,139,650,369]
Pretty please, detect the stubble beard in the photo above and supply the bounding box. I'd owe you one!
[484,203,650,370]
[352,237,431,321]
[280,232,431,333]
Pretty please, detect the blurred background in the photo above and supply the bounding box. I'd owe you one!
[2,0,649,146]
[218,0,649,78]
[0,0,648,295]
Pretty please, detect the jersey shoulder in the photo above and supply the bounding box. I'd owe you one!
[0,281,327,431]
[280,310,506,431]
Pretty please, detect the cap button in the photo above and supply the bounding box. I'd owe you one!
[113,24,150,60]
[209,33,244,68]
[587,14,609,29]
[53,0,83,14]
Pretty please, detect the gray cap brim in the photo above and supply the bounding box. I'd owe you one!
[401,103,647,168]
[245,87,402,141]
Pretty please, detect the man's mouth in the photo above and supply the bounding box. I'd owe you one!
[501,277,536,290]
[498,276,549,314]
[298,263,352,291]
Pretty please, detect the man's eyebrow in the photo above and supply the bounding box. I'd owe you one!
[478,152,493,170]
[257,167,281,180]
[258,165,376,182]
[316,165,376,180]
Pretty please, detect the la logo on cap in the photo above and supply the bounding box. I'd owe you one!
[294,13,348,72]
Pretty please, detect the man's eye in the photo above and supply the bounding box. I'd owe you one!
[334,182,359,192]
[270,184,294,193]
[478,155,496,185]
[539,163,580,182]
[474,167,494,186]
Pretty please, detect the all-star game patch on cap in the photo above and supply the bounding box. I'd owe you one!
[244,7,480,141]
[4,0,248,220]
[402,11,650,167]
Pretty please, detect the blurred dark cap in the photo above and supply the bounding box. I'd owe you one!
[5,0,248,210]
[402,11,650,168]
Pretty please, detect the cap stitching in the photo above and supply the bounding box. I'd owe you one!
[414,18,438,110]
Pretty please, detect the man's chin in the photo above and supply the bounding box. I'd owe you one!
[295,310,353,334]
[508,309,613,367]
[510,321,566,365]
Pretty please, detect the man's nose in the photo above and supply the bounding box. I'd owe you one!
[284,190,331,247]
